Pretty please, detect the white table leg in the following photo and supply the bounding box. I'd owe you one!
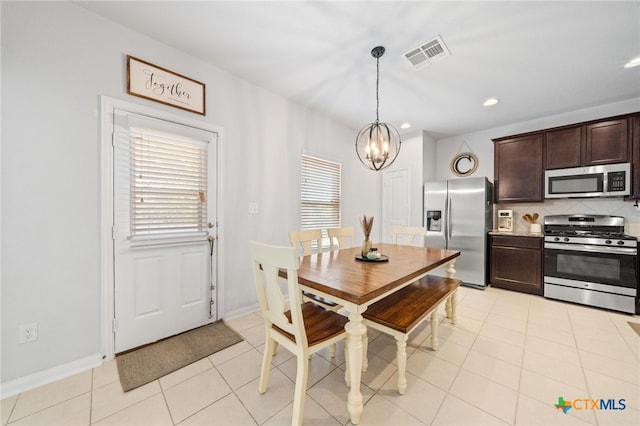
[361,329,369,372]
[449,291,457,324]
[344,303,365,425]
[445,259,456,279]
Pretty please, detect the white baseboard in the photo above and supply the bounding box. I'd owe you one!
[223,302,260,321]
[0,353,103,399]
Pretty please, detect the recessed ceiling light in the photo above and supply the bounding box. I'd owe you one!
[624,56,640,68]
[400,122,412,129]
[483,97,500,107]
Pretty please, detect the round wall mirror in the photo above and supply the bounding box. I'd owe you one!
[450,152,478,177]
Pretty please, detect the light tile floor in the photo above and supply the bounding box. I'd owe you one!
[2,286,639,425]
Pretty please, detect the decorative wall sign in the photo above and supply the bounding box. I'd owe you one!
[127,55,206,115]
[450,152,479,176]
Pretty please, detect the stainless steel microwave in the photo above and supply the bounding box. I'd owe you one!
[545,163,631,198]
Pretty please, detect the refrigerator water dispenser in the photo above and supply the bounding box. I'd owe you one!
[426,210,442,232]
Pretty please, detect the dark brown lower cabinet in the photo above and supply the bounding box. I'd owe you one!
[490,235,543,295]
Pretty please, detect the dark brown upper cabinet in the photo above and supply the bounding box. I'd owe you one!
[585,119,629,165]
[493,133,544,203]
[545,126,583,169]
[545,118,630,170]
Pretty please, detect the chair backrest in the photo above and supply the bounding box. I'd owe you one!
[249,240,307,347]
[327,227,354,250]
[289,229,323,256]
[392,225,426,247]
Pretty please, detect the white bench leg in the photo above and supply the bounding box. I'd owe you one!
[430,310,439,350]
[395,334,408,394]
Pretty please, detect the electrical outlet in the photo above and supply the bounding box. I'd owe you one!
[248,202,259,214]
[19,323,38,344]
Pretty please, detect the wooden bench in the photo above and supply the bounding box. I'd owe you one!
[362,274,462,394]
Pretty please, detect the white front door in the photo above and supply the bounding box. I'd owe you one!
[382,169,410,242]
[112,109,218,353]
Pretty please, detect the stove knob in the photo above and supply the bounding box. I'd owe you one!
[554,237,560,242]
[605,240,612,244]
[617,240,625,245]
[563,237,570,242]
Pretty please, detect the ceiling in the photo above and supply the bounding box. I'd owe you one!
[77,1,640,139]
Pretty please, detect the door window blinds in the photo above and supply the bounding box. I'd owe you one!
[300,155,341,250]
[114,110,212,245]
[130,127,208,238]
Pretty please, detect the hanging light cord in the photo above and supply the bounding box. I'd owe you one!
[375,55,380,123]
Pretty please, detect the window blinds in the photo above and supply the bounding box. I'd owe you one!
[300,155,341,247]
[129,127,208,238]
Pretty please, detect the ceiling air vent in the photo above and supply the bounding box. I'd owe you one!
[403,35,451,69]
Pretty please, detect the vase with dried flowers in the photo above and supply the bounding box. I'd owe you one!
[360,215,374,257]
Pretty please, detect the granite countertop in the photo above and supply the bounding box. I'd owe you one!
[488,230,543,237]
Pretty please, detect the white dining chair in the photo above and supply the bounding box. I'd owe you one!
[288,229,342,357]
[392,225,426,247]
[289,229,323,256]
[327,226,354,251]
[249,240,348,426]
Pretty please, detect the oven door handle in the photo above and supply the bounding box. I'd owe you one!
[544,242,637,255]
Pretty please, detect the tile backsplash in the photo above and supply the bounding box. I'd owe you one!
[496,198,640,237]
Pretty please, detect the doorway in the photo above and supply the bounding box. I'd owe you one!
[382,168,410,242]
[101,97,222,357]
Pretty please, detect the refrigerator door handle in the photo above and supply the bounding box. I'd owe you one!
[447,197,452,242]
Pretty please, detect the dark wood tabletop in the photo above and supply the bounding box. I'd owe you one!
[295,243,460,305]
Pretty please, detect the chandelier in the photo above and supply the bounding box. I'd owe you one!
[355,46,401,171]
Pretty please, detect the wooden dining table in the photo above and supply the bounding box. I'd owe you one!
[295,242,460,425]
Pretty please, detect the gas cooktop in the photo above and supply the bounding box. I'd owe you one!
[545,230,637,240]
[543,214,638,246]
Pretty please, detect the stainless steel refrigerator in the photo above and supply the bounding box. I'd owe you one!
[424,177,493,289]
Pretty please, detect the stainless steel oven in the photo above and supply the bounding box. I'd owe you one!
[543,215,638,314]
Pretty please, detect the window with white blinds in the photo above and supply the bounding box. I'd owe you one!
[130,127,208,239]
[300,155,341,249]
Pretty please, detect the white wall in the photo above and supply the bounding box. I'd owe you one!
[422,131,438,184]
[437,98,640,233]
[0,1,378,391]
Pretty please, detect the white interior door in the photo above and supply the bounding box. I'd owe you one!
[112,109,218,353]
[382,169,410,243]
